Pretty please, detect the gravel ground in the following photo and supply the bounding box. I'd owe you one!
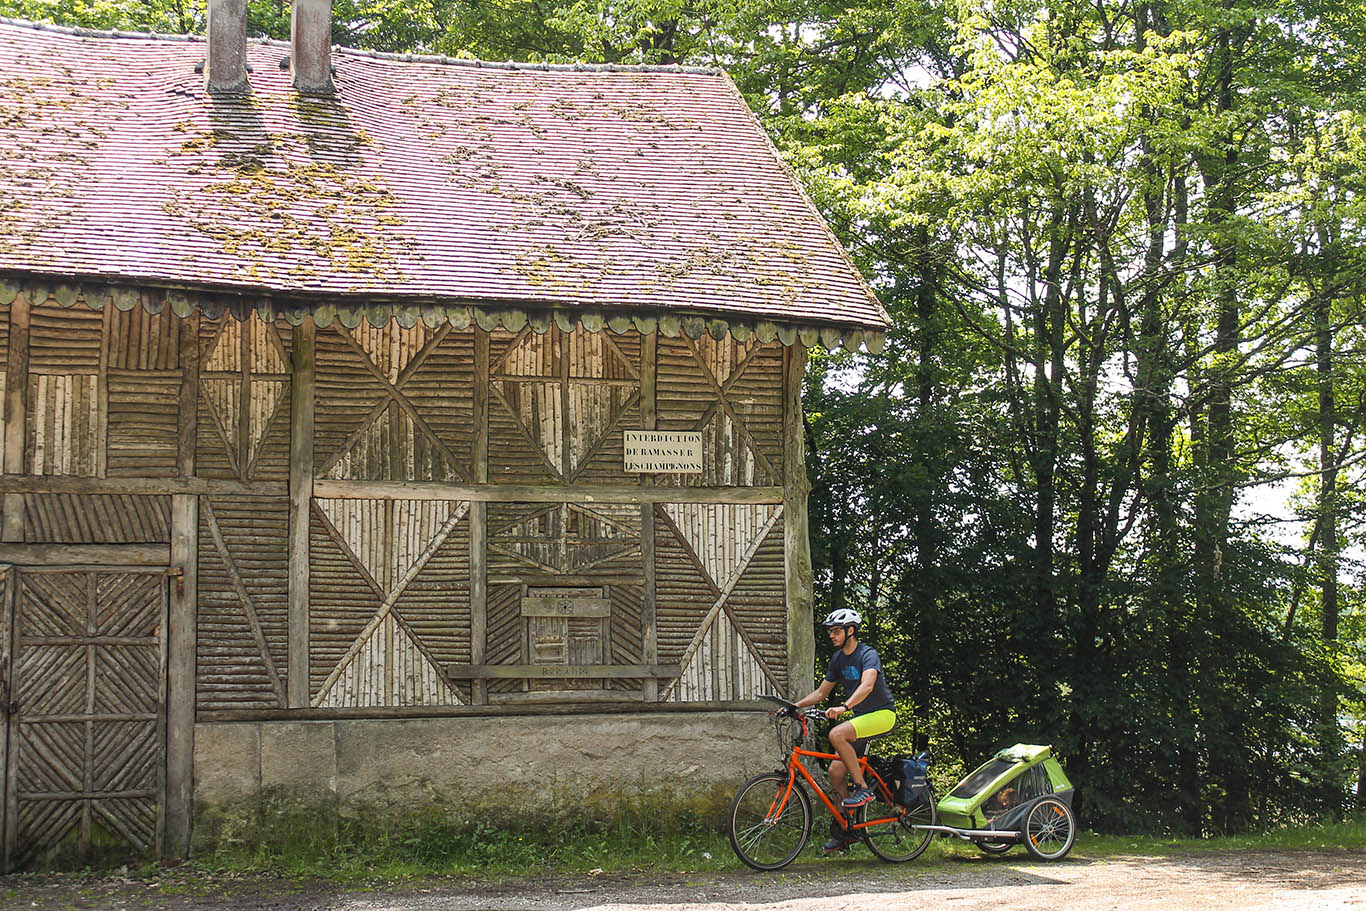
[0,850,1362,911]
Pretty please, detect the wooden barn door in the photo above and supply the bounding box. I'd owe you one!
[2,567,167,870]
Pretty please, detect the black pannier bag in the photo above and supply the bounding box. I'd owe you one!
[869,754,931,807]
[897,754,930,807]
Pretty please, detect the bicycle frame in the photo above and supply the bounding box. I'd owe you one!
[768,743,904,837]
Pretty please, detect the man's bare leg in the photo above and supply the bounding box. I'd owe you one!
[829,759,850,801]
[829,722,868,791]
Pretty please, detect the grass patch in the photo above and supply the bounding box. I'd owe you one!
[187,790,1366,887]
[193,789,740,881]
[1074,817,1366,858]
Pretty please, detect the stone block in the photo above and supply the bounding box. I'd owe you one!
[260,721,338,797]
[193,722,260,805]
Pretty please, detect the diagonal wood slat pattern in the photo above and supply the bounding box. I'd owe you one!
[8,569,165,868]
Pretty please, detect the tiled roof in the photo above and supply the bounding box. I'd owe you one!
[0,20,889,335]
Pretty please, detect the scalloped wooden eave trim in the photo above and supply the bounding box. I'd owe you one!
[0,279,887,354]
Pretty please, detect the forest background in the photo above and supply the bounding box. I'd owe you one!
[2,0,1363,838]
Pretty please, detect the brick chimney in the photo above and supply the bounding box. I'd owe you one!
[291,0,335,94]
[205,0,249,93]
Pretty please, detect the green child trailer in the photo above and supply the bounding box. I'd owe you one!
[916,743,1077,860]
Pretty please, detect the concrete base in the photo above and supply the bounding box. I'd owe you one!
[193,711,772,844]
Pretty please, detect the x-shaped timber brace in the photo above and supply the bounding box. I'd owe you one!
[199,314,291,481]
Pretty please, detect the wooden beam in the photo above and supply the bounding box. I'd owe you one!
[783,344,814,700]
[287,318,314,708]
[640,331,657,701]
[167,313,201,859]
[0,476,285,497]
[163,493,197,860]
[197,697,774,722]
[470,328,488,705]
[2,562,17,871]
[3,292,30,543]
[558,326,571,480]
[238,313,251,480]
[445,663,682,680]
[311,479,784,505]
[177,313,200,479]
[0,544,170,566]
[490,690,646,705]
[95,307,110,480]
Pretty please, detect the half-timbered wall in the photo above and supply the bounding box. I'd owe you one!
[0,290,799,716]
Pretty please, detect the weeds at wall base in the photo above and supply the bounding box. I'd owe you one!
[191,786,740,878]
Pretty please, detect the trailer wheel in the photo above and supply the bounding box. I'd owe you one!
[976,839,1012,855]
[1022,797,1075,861]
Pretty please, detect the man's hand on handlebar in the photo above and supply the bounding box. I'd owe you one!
[824,705,849,721]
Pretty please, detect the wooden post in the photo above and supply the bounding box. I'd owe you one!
[288,318,315,708]
[2,292,30,543]
[177,313,200,479]
[470,328,488,705]
[164,312,200,860]
[2,564,17,871]
[640,331,658,701]
[96,307,110,480]
[238,314,251,480]
[164,493,197,859]
[782,344,813,700]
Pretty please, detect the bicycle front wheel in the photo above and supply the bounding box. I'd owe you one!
[858,788,936,863]
[727,772,812,871]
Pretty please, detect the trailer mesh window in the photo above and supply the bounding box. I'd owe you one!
[950,759,1016,798]
[983,764,1054,823]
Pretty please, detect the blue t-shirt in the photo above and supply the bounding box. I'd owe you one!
[825,642,895,715]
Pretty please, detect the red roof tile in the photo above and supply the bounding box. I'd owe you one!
[0,20,888,332]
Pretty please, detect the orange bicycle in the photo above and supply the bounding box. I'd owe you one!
[727,695,937,870]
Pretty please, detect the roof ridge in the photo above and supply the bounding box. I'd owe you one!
[0,16,721,75]
[336,46,720,75]
[0,15,200,42]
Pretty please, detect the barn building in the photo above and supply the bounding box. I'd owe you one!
[0,3,888,869]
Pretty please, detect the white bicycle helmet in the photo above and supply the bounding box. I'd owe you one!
[821,608,862,628]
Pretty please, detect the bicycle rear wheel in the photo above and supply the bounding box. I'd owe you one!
[857,786,936,863]
[727,772,812,871]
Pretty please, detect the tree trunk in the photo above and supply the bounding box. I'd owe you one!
[1314,228,1344,817]
[1315,241,1339,645]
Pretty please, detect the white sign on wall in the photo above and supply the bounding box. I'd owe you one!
[624,430,703,473]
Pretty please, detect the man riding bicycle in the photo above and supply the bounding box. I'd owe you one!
[792,608,896,853]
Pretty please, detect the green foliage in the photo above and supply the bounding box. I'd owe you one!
[793,0,1366,837]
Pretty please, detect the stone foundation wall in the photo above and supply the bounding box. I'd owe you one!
[193,710,773,842]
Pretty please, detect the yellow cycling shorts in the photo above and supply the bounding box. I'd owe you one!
[847,708,896,740]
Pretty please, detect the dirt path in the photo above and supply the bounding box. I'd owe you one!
[1,851,1362,911]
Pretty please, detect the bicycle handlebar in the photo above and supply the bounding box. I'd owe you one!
[759,694,829,724]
